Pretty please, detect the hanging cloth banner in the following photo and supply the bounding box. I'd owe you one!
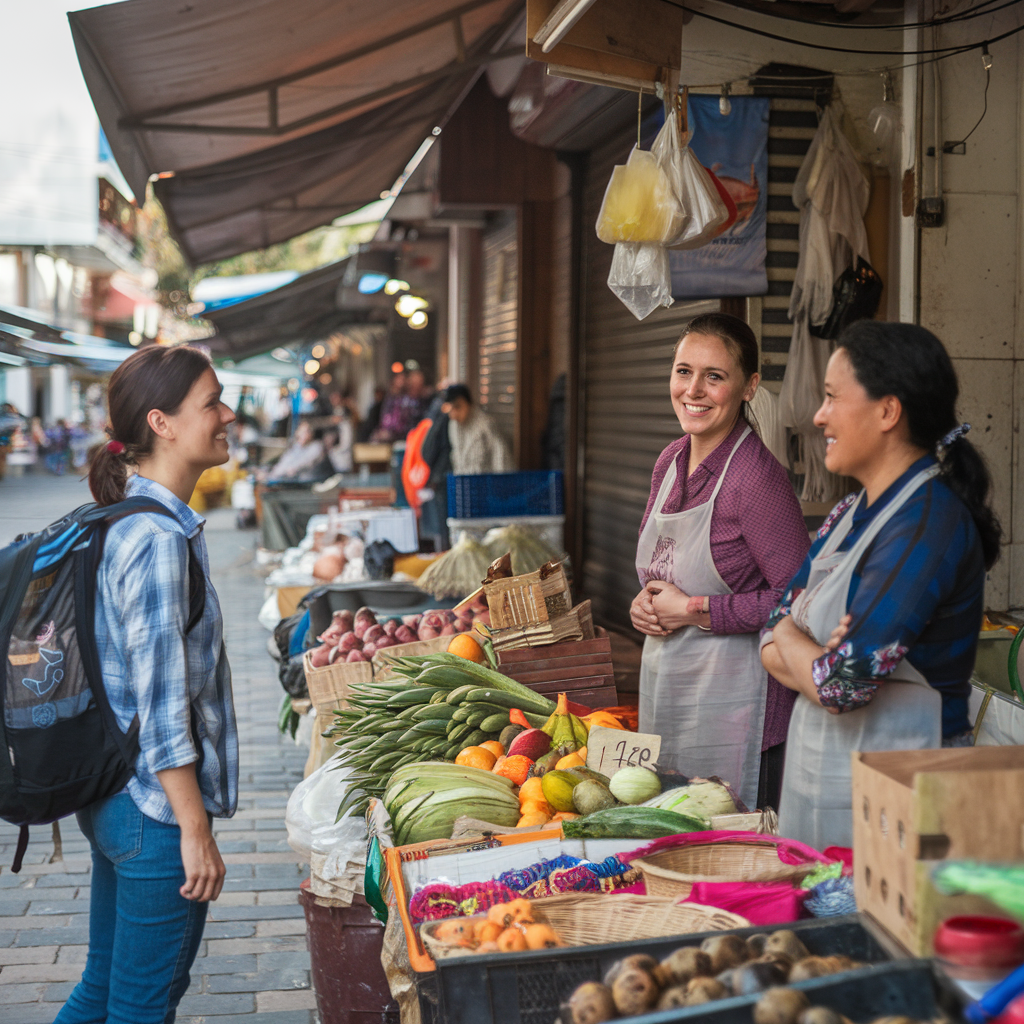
[669,95,770,299]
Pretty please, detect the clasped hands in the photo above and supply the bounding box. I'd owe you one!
[630,581,707,636]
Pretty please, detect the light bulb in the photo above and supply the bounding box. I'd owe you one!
[719,84,732,116]
[409,311,428,329]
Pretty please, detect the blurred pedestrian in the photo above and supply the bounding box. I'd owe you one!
[443,384,512,474]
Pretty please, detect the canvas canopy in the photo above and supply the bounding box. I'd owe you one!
[70,0,521,264]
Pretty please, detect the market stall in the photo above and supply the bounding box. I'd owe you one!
[277,540,1024,1024]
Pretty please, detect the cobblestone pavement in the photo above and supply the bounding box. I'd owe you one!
[0,472,317,1023]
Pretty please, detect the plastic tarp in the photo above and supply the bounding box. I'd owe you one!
[69,0,520,264]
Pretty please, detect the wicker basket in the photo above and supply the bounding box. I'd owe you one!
[302,648,372,709]
[632,840,817,900]
[419,893,748,959]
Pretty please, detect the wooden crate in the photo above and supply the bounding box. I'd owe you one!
[852,746,1024,955]
[497,635,617,710]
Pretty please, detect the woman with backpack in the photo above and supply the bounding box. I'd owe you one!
[56,345,238,1024]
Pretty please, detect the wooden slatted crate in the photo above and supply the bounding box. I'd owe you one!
[497,635,617,710]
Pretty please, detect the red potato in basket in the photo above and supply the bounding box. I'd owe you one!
[363,624,385,645]
[346,649,369,663]
[332,609,355,632]
[395,625,417,644]
[338,631,361,653]
[309,644,331,668]
[353,607,377,640]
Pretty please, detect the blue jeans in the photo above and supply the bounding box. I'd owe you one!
[53,794,207,1024]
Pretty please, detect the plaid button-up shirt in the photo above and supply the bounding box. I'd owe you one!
[95,475,238,824]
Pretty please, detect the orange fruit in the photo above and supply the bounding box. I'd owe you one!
[519,799,553,819]
[480,740,505,760]
[518,777,545,804]
[492,754,507,773]
[497,927,528,952]
[494,754,533,787]
[447,633,485,663]
[517,812,550,828]
[476,921,503,944]
[555,752,585,771]
[455,746,497,771]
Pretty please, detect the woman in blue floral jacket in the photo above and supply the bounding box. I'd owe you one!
[760,321,1000,846]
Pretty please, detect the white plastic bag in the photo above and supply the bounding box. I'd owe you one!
[651,115,729,250]
[285,758,366,860]
[596,146,684,245]
[608,242,674,320]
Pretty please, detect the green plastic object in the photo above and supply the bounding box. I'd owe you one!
[363,837,389,924]
[933,861,1024,921]
[1008,628,1024,704]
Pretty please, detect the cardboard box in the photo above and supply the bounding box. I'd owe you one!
[276,585,312,618]
[852,746,1024,954]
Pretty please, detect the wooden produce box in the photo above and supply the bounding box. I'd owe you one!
[497,635,617,709]
[852,746,1024,955]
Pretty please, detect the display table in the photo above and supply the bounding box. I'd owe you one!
[257,474,392,550]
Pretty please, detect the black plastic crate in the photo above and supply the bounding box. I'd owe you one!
[627,960,963,1024]
[430,915,894,1024]
[447,471,564,519]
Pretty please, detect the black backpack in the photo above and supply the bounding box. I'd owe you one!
[0,496,205,871]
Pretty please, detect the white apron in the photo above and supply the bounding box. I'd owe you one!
[637,426,768,810]
[777,465,943,849]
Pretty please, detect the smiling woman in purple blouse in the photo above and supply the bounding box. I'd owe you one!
[633,313,809,811]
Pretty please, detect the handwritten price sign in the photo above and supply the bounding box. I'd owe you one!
[586,727,661,777]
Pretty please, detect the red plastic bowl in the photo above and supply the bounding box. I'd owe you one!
[934,916,1024,970]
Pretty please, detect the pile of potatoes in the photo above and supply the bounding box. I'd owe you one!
[558,929,871,1024]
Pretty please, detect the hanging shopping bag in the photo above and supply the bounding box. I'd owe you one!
[596,145,684,245]
[607,242,674,320]
[704,167,739,240]
[649,113,730,250]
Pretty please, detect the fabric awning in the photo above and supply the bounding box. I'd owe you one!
[201,256,391,358]
[69,0,522,265]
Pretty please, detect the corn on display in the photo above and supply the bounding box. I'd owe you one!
[329,653,556,821]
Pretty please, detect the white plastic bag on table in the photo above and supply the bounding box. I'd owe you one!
[285,757,366,860]
[650,115,730,250]
[608,242,674,320]
[596,146,684,244]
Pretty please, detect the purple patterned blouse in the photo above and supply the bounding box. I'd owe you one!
[639,418,810,750]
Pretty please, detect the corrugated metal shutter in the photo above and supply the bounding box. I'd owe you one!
[579,129,718,632]
[757,98,820,388]
[479,212,518,450]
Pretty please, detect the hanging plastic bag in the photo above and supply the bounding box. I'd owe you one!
[650,114,730,250]
[596,146,684,245]
[607,242,674,320]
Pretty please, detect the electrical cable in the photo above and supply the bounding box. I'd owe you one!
[659,0,1024,58]
[947,61,991,146]
[710,0,1022,32]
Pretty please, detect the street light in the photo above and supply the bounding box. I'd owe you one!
[384,279,410,296]
[408,311,429,329]
[395,295,428,318]
[304,358,320,375]
[311,344,326,359]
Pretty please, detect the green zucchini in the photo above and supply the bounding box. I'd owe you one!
[560,807,710,840]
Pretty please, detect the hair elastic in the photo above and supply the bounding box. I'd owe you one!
[106,440,125,454]
[939,423,971,449]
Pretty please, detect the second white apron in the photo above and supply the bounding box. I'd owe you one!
[637,426,767,810]
[776,465,943,848]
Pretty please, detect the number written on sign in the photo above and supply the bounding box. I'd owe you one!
[585,726,661,778]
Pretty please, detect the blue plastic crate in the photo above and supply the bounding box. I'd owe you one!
[447,471,564,519]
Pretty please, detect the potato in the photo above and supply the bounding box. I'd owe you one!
[754,986,810,1024]
[654,946,712,987]
[610,966,659,1016]
[701,933,750,972]
[563,982,615,1024]
[765,929,809,962]
[657,986,690,1011]
[799,1007,848,1024]
[684,976,728,1005]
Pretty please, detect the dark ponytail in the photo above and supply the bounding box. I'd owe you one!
[88,345,212,506]
[678,312,761,433]
[837,320,1002,569]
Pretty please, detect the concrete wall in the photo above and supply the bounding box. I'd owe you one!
[911,18,1022,610]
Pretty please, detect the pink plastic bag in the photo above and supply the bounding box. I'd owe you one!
[684,881,808,926]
